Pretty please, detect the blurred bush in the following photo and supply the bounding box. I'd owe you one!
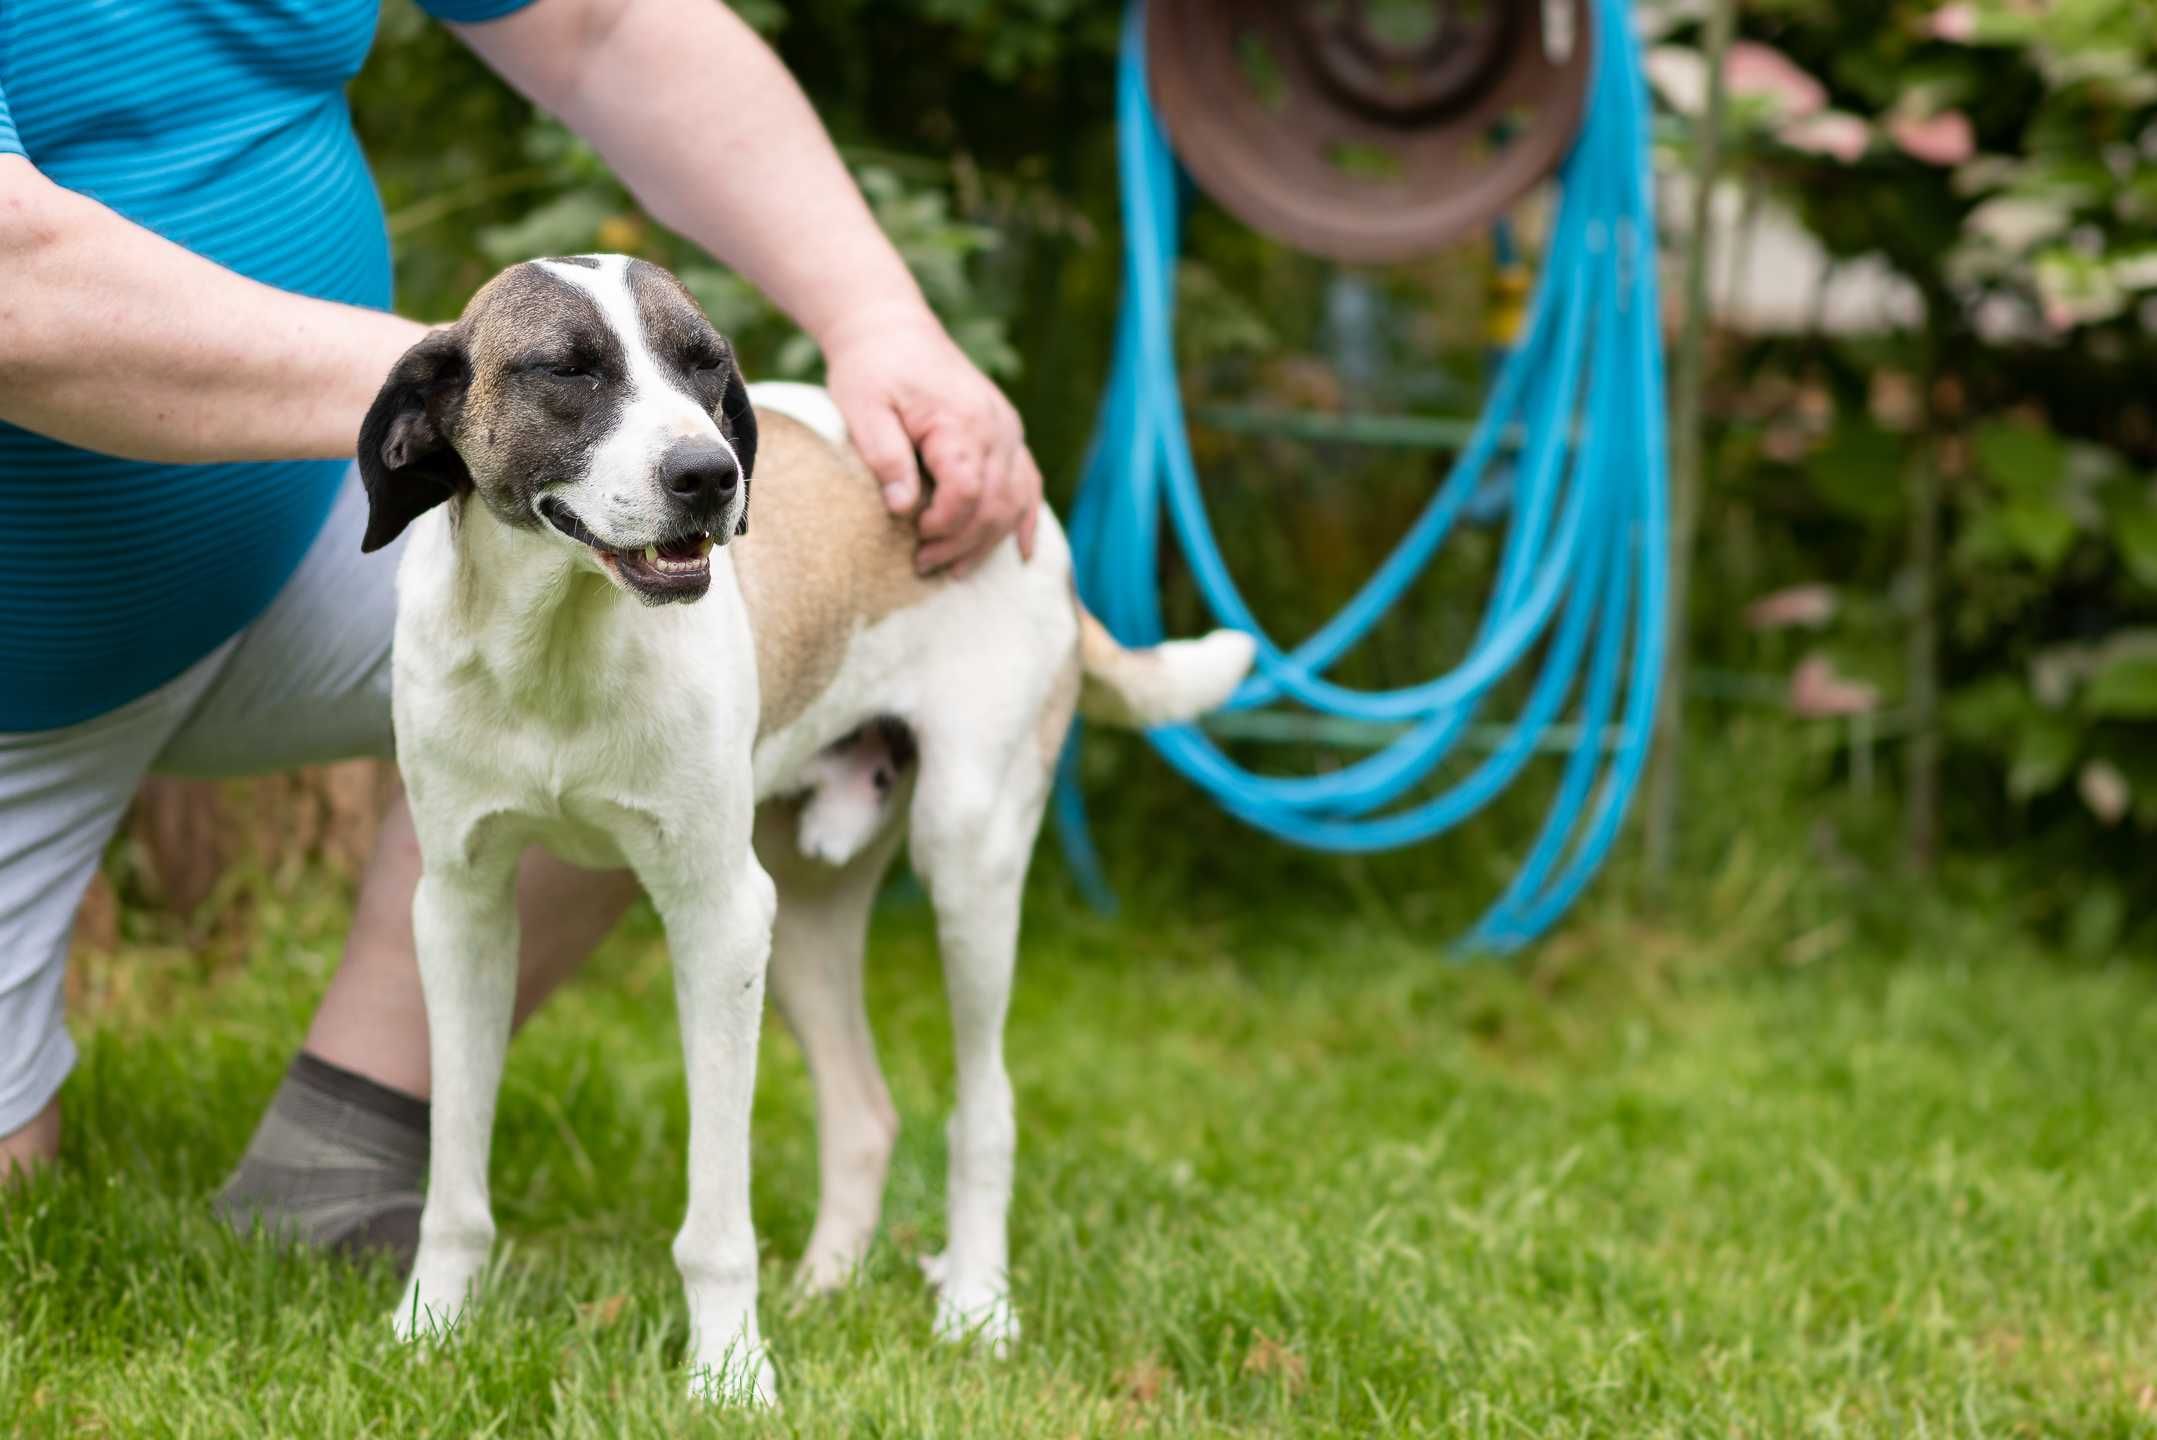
[1647,0,2157,945]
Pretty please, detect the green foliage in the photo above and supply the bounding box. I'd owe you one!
[355,0,1045,381]
[1657,0,2157,927]
[905,0,1111,80]
[1943,0,2157,328]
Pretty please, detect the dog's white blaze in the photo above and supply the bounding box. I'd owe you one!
[536,255,743,546]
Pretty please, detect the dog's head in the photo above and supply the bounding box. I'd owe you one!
[357,255,757,606]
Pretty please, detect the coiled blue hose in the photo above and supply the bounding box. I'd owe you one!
[1058,0,1668,952]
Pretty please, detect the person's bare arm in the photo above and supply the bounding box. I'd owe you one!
[453,0,1042,574]
[0,155,427,463]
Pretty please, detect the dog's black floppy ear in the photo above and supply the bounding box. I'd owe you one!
[722,361,756,537]
[357,328,472,553]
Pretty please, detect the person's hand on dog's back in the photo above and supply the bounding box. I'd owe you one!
[821,302,1043,577]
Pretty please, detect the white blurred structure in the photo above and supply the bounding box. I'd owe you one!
[1665,172,1926,335]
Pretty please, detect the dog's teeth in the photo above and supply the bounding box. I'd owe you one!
[698,536,714,557]
[645,545,659,563]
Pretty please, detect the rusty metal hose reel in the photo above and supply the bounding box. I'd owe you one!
[1145,0,1592,263]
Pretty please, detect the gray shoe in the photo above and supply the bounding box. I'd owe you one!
[216,1051,427,1272]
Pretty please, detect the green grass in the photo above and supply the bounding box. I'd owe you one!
[8,858,2157,1437]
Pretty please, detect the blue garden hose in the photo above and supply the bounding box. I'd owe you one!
[1058,0,1669,952]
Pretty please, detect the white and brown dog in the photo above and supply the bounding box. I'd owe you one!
[357,254,1253,1402]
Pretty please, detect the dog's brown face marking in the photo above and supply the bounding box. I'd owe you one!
[356,256,759,606]
[627,262,721,387]
[454,263,633,531]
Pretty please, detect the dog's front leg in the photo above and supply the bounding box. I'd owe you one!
[392,849,519,1342]
[648,840,780,1405]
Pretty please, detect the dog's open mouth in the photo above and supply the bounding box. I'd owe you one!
[539,497,714,604]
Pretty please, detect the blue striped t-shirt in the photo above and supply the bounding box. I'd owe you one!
[0,0,534,731]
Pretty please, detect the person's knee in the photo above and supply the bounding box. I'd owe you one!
[0,1095,61,1182]
[363,786,423,885]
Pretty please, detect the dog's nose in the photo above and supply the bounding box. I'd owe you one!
[659,440,741,505]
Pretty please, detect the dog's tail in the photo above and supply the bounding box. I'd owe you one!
[1075,606,1256,730]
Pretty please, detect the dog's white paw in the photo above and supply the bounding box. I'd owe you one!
[389,1289,464,1346]
[920,1250,1018,1352]
[797,1237,869,1297]
[392,1243,486,1344]
[687,1349,779,1408]
[933,1290,1020,1356]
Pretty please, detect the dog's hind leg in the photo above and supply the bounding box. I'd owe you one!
[907,743,1054,1353]
[395,842,521,1342]
[759,803,906,1293]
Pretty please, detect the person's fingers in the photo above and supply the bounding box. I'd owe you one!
[916,487,1000,574]
[917,432,986,572]
[1013,447,1044,560]
[976,393,1039,562]
[938,437,1020,578]
[916,510,994,574]
[915,535,971,575]
[848,400,922,516]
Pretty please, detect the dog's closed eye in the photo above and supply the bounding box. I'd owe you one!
[511,353,598,382]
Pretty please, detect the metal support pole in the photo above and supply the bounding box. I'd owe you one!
[1904,455,1942,873]
[1643,0,1739,888]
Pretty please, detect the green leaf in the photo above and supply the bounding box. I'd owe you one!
[2008,715,2080,800]
[475,190,614,267]
[2084,654,2157,717]
[774,332,823,379]
[1996,495,2080,570]
[2067,882,2127,959]
[2035,248,2129,327]
[1973,420,2067,500]
[2108,492,2157,587]
[675,267,771,337]
[1806,422,1907,523]
[1946,673,2032,744]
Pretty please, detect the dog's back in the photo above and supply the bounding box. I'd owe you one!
[729,406,938,744]
[736,385,1254,791]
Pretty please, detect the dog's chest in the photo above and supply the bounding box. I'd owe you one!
[396,611,749,872]
[405,695,693,866]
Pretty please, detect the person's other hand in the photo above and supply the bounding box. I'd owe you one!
[821,303,1042,576]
